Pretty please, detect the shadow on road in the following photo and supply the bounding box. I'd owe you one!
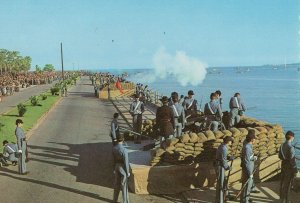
[28,142,115,189]
[0,172,114,202]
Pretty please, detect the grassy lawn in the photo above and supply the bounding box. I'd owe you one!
[0,91,60,151]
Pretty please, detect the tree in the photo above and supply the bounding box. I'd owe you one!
[35,65,42,73]
[43,64,55,72]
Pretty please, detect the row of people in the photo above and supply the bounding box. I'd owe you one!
[216,130,298,203]
[126,88,246,144]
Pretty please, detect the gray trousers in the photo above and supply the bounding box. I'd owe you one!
[174,120,183,138]
[279,167,294,203]
[113,164,129,203]
[215,165,227,203]
[18,141,27,174]
[230,108,240,127]
[132,114,142,142]
[240,169,253,203]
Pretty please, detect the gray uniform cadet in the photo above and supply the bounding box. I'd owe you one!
[229,93,246,127]
[3,142,19,164]
[278,131,298,203]
[240,130,257,203]
[15,123,27,174]
[170,92,185,138]
[215,136,234,203]
[111,115,120,146]
[113,139,130,203]
[183,90,198,118]
[204,93,222,131]
[129,95,145,144]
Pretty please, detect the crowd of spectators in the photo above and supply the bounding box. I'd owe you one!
[0,72,61,100]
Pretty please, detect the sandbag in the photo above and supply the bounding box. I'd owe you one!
[184,145,194,151]
[197,133,208,142]
[174,148,185,152]
[175,143,185,148]
[190,133,199,143]
[194,143,204,147]
[166,146,176,152]
[180,134,190,143]
[214,131,224,139]
[222,130,232,136]
[255,127,268,134]
[238,128,248,136]
[205,131,216,141]
[166,138,179,147]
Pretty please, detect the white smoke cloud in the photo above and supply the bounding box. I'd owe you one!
[153,47,208,86]
[129,47,208,86]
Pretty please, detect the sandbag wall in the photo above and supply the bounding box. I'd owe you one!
[148,117,285,166]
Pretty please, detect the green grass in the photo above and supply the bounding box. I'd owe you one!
[0,91,60,151]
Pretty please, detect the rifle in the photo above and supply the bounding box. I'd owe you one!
[235,155,268,199]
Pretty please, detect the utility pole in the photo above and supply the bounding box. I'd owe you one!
[60,43,64,81]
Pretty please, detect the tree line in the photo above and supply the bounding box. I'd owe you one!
[0,49,31,73]
[0,48,56,74]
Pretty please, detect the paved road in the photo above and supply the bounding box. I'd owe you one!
[0,77,182,203]
[0,83,55,114]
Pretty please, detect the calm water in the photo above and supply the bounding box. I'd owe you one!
[97,67,300,165]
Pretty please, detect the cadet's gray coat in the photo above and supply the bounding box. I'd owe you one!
[113,144,130,203]
[279,140,298,203]
[3,143,18,162]
[15,126,27,174]
[215,143,230,203]
[111,119,119,140]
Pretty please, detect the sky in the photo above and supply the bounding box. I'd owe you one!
[0,0,299,70]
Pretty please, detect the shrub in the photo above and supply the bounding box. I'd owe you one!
[17,103,27,117]
[40,93,47,100]
[30,96,39,106]
[51,87,60,95]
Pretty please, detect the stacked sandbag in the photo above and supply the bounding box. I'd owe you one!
[150,148,165,166]
[141,119,158,139]
[149,116,285,166]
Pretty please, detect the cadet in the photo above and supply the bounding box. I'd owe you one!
[15,119,28,175]
[229,93,246,127]
[156,96,175,143]
[215,136,234,203]
[240,129,257,203]
[110,113,120,146]
[215,90,223,110]
[204,93,223,131]
[129,94,145,144]
[279,131,298,203]
[170,92,185,138]
[112,133,130,203]
[2,140,18,166]
[183,90,198,118]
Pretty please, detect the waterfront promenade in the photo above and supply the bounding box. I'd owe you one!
[0,77,181,203]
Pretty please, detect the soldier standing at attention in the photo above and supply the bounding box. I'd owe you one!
[204,93,223,131]
[170,92,185,138]
[129,94,145,144]
[229,93,246,127]
[156,96,175,143]
[110,113,120,146]
[240,129,257,203]
[215,136,234,203]
[112,133,130,203]
[279,131,298,203]
[183,90,198,118]
[15,119,28,175]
